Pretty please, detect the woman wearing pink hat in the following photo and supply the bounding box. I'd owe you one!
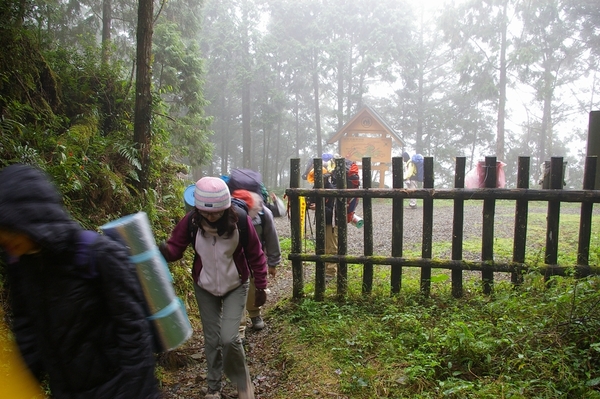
[159,177,267,399]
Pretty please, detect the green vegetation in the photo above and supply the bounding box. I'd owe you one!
[268,271,600,398]
[265,199,600,398]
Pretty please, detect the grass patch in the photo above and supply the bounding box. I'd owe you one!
[268,273,600,398]
[269,199,600,397]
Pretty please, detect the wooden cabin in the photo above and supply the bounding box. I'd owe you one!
[327,105,405,188]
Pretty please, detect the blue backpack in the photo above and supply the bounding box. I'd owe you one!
[411,154,424,182]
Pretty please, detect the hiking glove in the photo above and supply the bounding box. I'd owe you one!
[254,289,267,307]
[158,242,169,260]
[268,266,277,278]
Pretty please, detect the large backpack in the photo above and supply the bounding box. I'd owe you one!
[331,159,360,189]
[231,197,266,242]
[329,158,361,222]
[411,154,424,182]
[226,168,269,203]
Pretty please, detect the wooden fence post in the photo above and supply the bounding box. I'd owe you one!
[586,111,600,190]
[512,156,530,285]
[452,157,466,298]
[577,156,597,277]
[544,157,563,281]
[314,158,326,301]
[481,156,497,295]
[420,157,434,295]
[335,158,348,298]
[362,157,374,295]
[290,158,303,299]
[391,157,404,294]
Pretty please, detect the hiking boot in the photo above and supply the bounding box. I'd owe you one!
[205,387,221,399]
[250,316,265,330]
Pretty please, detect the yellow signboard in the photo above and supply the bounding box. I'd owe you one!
[299,196,306,238]
[340,136,392,163]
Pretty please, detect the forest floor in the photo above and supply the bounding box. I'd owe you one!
[157,199,589,398]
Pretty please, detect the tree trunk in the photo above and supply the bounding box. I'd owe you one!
[220,96,229,175]
[313,69,323,157]
[262,109,268,181]
[496,1,508,162]
[416,11,424,155]
[294,93,300,158]
[101,0,111,65]
[133,0,153,191]
[337,55,344,130]
[539,65,553,165]
[241,5,251,169]
[275,115,282,187]
[242,81,251,169]
[346,44,353,120]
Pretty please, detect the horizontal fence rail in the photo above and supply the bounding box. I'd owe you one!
[285,156,600,300]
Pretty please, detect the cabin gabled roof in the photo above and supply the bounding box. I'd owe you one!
[327,105,405,146]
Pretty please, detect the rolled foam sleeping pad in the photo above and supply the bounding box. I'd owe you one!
[101,212,192,352]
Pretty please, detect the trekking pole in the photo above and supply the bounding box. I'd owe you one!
[303,202,310,252]
[306,203,314,238]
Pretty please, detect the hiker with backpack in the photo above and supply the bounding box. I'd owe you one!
[305,154,361,281]
[307,170,338,280]
[0,164,160,399]
[225,168,285,219]
[402,151,424,208]
[159,177,267,399]
[223,168,283,333]
[230,189,281,337]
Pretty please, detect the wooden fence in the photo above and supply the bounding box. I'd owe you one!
[285,156,600,300]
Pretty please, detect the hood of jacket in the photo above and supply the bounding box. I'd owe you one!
[0,164,80,253]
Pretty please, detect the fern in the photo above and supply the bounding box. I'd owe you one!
[114,141,142,170]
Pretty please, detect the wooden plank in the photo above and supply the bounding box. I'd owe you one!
[452,157,466,298]
[512,157,530,285]
[421,157,434,295]
[481,156,497,295]
[587,111,600,190]
[577,156,597,276]
[288,187,600,202]
[544,157,563,281]
[288,253,600,276]
[391,157,403,294]
[289,158,304,299]
[362,157,374,294]
[313,159,326,301]
[335,158,348,298]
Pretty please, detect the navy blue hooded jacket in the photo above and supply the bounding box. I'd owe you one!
[0,164,159,399]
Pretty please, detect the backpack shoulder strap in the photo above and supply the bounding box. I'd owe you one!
[186,210,200,264]
[186,210,197,243]
[259,211,266,233]
[74,230,101,279]
[232,204,249,249]
[187,206,249,249]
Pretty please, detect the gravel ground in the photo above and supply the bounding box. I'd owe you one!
[159,199,592,398]
[273,199,520,258]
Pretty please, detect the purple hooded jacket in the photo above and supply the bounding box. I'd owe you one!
[161,209,268,292]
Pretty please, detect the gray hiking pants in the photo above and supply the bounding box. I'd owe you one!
[193,282,254,398]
